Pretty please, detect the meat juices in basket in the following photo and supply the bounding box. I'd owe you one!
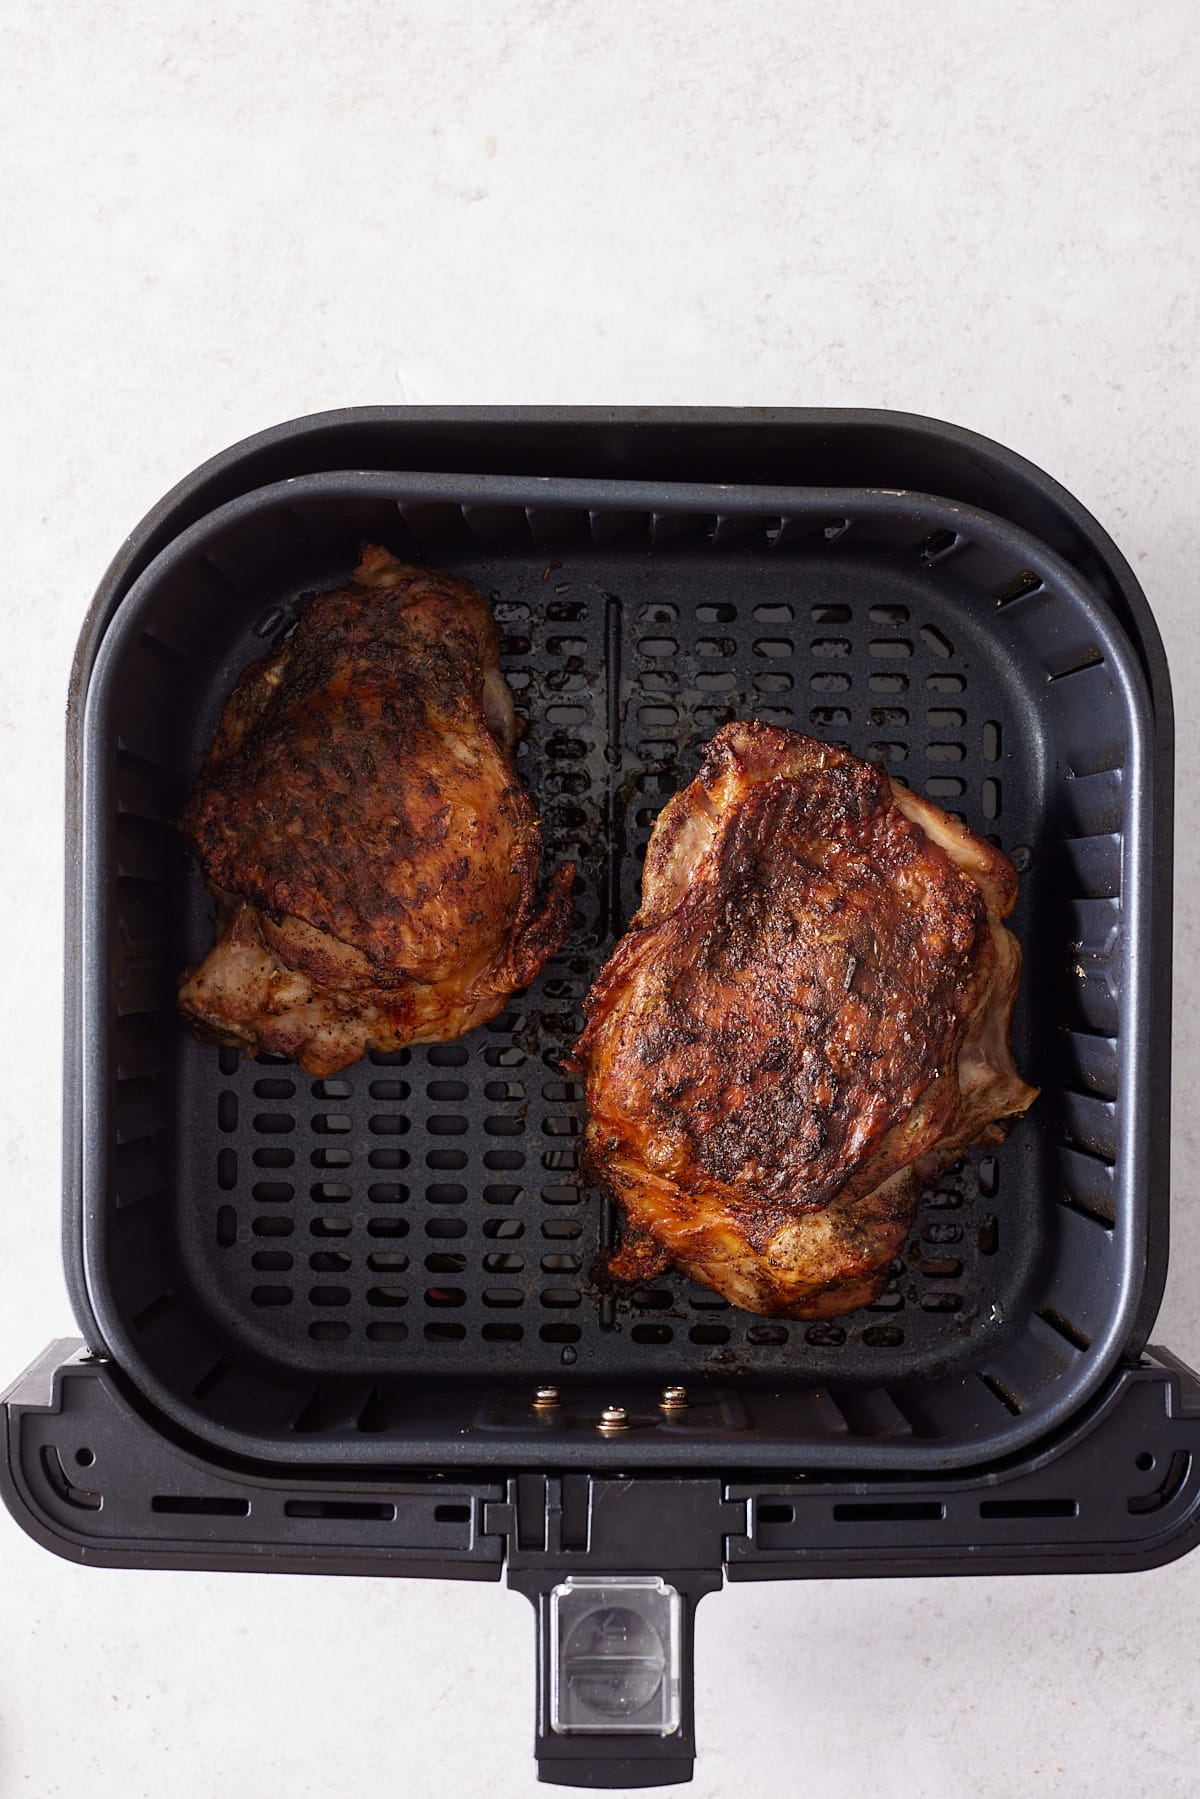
[178,559,1036,1320]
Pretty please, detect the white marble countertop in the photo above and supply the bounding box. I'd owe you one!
[2,2,1199,1794]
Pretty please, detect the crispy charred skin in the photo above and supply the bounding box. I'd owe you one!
[568,722,1036,1318]
[178,547,574,1075]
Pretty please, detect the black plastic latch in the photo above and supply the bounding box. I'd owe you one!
[492,1476,743,1786]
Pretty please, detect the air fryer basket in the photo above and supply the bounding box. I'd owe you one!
[77,470,1154,1471]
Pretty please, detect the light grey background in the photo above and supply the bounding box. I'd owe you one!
[2,2,1198,1794]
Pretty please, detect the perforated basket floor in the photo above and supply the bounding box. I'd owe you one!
[78,474,1154,1468]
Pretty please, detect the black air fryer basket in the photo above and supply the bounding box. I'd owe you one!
[5,408,1198,1790]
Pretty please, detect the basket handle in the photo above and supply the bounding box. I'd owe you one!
[510,1568,719,1788]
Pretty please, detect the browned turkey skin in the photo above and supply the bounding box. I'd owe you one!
[568,722,1037,1318]
[178,547,574,1076]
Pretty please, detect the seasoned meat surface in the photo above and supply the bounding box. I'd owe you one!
[179,547,573,1075]
[568,722,1036,1317]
